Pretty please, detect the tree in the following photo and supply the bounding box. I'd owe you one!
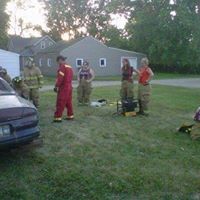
[40,0,90,40]
[0,0,9,49]
[7,0,34,36]
[125,0,200,72]
[39,0,126,45]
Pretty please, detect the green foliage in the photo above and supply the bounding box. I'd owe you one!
[0,0,9,49]
[126,0,200,71]
[39,0,126,46]
[38,0,200,72]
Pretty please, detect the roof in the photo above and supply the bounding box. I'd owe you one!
[109,47,146,55]
[20,47,35,56]
[38,37,85,54]
[0,48,20,56]
[37,36,145,55]
[8,35,42,53]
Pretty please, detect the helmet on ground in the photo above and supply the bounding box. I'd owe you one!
[194,107,200,122]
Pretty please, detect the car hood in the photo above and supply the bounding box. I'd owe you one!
[0,95,36,122]
[0,95,35,109]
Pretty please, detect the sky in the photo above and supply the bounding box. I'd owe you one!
[7,0,47,37]
[6,0,127,40]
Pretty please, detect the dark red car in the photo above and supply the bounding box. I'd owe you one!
[0,78,40,148]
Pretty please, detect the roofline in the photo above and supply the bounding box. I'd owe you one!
[109,47,145,55]
[33,35,56,46]
[0,49,20,56]
[60,36,108,54]
[86,36,108,48]
[61,37,86,51]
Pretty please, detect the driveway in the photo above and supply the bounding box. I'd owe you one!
[41,78,200,92]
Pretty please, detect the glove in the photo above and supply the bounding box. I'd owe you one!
[54,87,58,93]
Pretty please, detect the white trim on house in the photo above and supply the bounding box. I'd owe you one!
[39,58,42,67]
[121,56,138,69]
[41,41,46,49]
[33,35,56,46]
[76,58,83,68]
[110,47,145,55]
[99,58,107,68]
[47,58,52,67]
[49,41,53,46]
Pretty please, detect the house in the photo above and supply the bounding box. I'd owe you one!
[0,49,20,78]
[36,36,145,76]
[8,35,56,69]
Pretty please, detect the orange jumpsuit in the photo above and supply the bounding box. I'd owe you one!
[54,64,74,120]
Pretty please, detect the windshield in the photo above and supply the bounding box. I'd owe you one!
[0,78,15,95]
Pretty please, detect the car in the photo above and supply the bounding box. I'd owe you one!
[0,78,40,148]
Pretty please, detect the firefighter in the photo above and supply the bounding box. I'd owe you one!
[0,67,12,85]
[77,60,95,105]
[137,57,154,116]
[12,76,29,99]
[54,56,74,122]
[23,57,43,108]
[120,58,139,100]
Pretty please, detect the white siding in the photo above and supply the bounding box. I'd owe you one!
[0,49,20,78]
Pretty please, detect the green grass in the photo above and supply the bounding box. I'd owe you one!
[154,73,200,80]
[0,85,200,199]
[94,73,199,81]
[43,73,200,85]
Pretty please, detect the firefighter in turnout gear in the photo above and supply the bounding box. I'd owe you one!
[23,57,43,108]
[54,56,74,122]
[120,58,139,100]
[137,58,154,116]
[12,76,29,99]
[77,60,95,105]
[0,67,12,85]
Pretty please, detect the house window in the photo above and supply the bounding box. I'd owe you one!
[41,41,45,49]
[47,58,52,67]
[99,58,106,67]
[39,58,43,67]
[76,58,83,68]
[49,42,53,46]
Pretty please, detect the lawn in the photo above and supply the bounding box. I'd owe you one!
[0,85,200,200]
[43,73,200,85]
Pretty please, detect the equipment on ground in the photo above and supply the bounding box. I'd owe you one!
[178,124,194,134]
[90,99,107,107]
[117,98,138,116]
[194,107,200,122]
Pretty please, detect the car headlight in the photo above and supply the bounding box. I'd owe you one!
[0,125,11,137]
[23,108,37,117]
[22,108,39,123]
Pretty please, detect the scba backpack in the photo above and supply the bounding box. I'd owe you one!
[194,107,200,122]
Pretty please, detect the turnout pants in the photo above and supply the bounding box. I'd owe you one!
[29,88,39,107]
[77,79,92,103]
[138,84,151,111]
[120,80,134,100]
[54,87,73,119]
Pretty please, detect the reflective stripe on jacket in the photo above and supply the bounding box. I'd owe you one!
[24,66,43,89]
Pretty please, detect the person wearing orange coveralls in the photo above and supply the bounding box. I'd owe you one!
[53,56,74,122]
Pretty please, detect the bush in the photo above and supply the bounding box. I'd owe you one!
[151,64,200,74]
